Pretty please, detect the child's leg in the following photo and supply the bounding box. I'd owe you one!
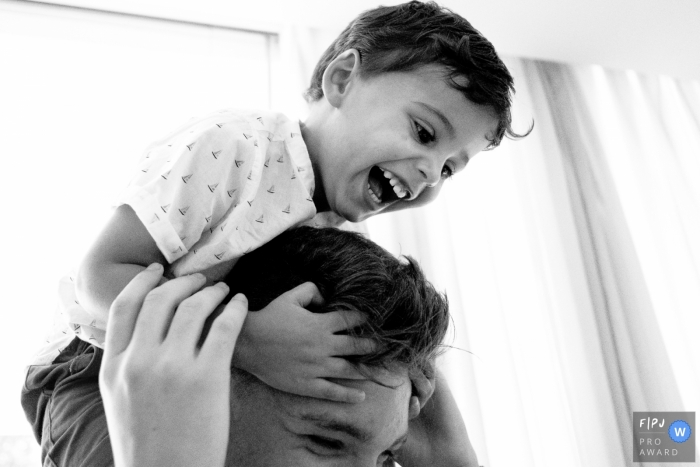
[21,337,113,466]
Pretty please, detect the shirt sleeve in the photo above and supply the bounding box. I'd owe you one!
[115,113,257,264]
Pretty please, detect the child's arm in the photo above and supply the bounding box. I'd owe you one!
[396,369,480,467]
[75,205,168,324]
[230,282,377,403]
[79,205,370,403]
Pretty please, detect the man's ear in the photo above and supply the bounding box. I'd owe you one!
[321,49,361,108]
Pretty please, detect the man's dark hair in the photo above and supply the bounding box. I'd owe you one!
[304,0,530,148]
[224,226,448,373]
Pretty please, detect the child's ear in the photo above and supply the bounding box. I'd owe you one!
[321,49,361,108]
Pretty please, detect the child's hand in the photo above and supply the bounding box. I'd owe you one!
[233,282,377,403]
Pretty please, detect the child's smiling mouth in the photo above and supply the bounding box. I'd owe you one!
[367,166,410,205]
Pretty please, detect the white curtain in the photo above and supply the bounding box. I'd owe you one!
[366,60,700,466]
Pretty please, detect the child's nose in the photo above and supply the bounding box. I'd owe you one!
[416,156,443,188]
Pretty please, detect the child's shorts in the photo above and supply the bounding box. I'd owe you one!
[20,337,113,467]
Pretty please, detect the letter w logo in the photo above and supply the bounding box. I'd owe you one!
[674,427,687,436]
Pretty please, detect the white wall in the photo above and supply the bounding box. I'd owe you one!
[26,0,700,81]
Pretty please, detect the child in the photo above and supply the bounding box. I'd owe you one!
[36,0,524,403]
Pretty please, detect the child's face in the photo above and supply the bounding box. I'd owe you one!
[313,64,499,222]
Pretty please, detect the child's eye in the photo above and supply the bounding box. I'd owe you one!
[441,164,455,180]
[414,121,435,144]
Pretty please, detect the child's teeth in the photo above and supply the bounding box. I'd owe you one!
[382,169,408,198]
[379,168,409,199]
[367,183,381,203]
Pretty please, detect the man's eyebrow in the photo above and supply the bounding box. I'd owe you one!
[300,413,372,442]
[414,101,455,138]
[299,413,409,448]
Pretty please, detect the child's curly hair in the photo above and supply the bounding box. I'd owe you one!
[305,1,530,148]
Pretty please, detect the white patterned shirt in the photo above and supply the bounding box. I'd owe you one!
[34,109,326,365]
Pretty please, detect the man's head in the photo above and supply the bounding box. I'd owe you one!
[302,1,528,222]
[225,226,449,374]
[222,226,449,465]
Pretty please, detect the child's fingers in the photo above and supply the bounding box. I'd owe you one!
[331,335,378,356]
[131,273,207,348]
[325,357,366,380]
[324,309,367,332]
[309,379,366,404]
[104,263,164,360]
[165,282,230,350]
[199,293,248,367]
[287,282,325,308]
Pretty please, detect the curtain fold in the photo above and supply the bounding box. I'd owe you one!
[366,59,699,467]
[534,61,684,467]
